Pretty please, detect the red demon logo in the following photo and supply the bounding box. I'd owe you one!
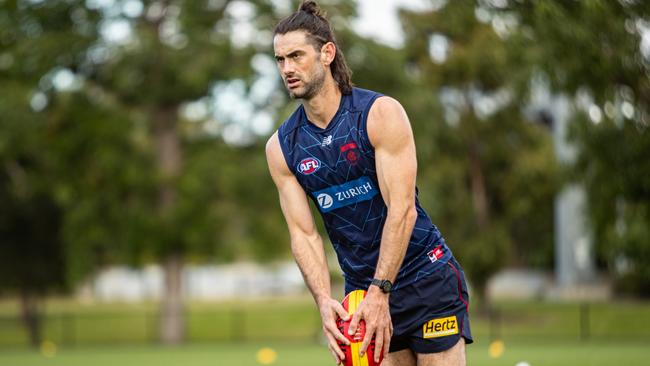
[340,142,360,165]
[298,157,321,175]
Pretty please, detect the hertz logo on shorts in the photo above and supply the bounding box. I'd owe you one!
[423,315,459,339]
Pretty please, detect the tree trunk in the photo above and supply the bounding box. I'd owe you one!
[468,141,489,228]
[468,140,493,315]
[153,106,182,212]
[19,290,41,348]
[152,106,185,344]
[161,254,185,344]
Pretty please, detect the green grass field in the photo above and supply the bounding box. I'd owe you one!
[0,340,648,366]
[0,297,649,365]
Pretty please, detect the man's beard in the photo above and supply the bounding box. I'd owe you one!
[289,66,326,100]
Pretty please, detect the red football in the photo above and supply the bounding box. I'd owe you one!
[336,290,384,366]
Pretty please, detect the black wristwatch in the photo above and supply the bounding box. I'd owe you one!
[371,278,393,293]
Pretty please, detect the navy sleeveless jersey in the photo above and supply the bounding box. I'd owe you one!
[277,87,452,290]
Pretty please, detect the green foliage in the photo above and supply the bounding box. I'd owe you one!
[512,0,649,101]
[509,0,650,296]
[570,116,650,296]
[611,205,650,296]
[46,92,157,279]
[397,1,559,300]
[0,190,65,294]
[0,0,101,295]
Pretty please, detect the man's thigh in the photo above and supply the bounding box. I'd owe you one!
[382,349,416,366]
[416,338,466,366]
[382,338,466,366]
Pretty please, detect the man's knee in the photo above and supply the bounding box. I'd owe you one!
[383,349,417,366]
[416,338,466,366]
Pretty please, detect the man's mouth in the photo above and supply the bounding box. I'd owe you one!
[287,78,300,89]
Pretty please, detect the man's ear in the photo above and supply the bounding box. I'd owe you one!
[321,42,336,66]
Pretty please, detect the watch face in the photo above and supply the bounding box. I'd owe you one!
[382,281,393,293]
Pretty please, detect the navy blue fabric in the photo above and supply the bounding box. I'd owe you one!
[278,87,452,290]
[347,257,473,353]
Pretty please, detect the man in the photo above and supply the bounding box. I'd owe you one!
[265,2,472,365]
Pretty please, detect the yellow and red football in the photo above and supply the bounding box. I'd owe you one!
[337,290,384,366]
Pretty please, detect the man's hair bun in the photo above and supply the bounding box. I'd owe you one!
[299,1,325,17]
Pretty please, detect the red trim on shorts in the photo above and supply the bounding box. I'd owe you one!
[448,261,469,335]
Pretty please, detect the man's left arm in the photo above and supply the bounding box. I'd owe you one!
[348,96,419,362]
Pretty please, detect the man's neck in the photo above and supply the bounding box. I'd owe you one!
[303,80,342,129]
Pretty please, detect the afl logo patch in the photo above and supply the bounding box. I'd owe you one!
[298,157,321,175]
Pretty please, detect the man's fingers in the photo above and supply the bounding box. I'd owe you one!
[325,331,346,361]
[359,324,376,356]
[348,311,361,336]
[334,302,350,321]
[328,344,341,365]
[382,326,391,360]
[374,327,384,363]
[325,321,350,345]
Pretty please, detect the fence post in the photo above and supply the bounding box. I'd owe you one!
[59,313,65,347]
[146,310,156,344]
[580,302,590,341]
[231,307,244,342]
[489,308,501,342]
[61,313,76,348]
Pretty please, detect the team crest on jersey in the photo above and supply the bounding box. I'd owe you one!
[298,157,321,175]
[340,142,360,165]
[427,246,444,263]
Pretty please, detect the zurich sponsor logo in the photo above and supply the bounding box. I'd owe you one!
[313,176,378,213]
[298,157,320,175]
[317,193,334,209]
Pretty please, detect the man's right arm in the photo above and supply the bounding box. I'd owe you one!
[265,132,350,364]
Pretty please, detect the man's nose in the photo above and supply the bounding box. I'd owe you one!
[281,60,295,75]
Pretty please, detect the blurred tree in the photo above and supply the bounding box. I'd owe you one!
[398,1,559,303]
[0,0,101,347]
[0,186,65,347]
[45,92,156,283]
[507,0,650,296]
[58,0,267,343]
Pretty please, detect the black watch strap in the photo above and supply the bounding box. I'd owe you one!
[371,278,393,293]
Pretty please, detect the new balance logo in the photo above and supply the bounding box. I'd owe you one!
[322,135,333,146]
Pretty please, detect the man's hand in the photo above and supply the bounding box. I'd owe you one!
[319,297,351,365]
[347,286,392,363]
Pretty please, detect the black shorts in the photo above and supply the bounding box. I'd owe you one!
[346,257,473,354]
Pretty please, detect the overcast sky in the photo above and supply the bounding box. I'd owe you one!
[354,0,441,48]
